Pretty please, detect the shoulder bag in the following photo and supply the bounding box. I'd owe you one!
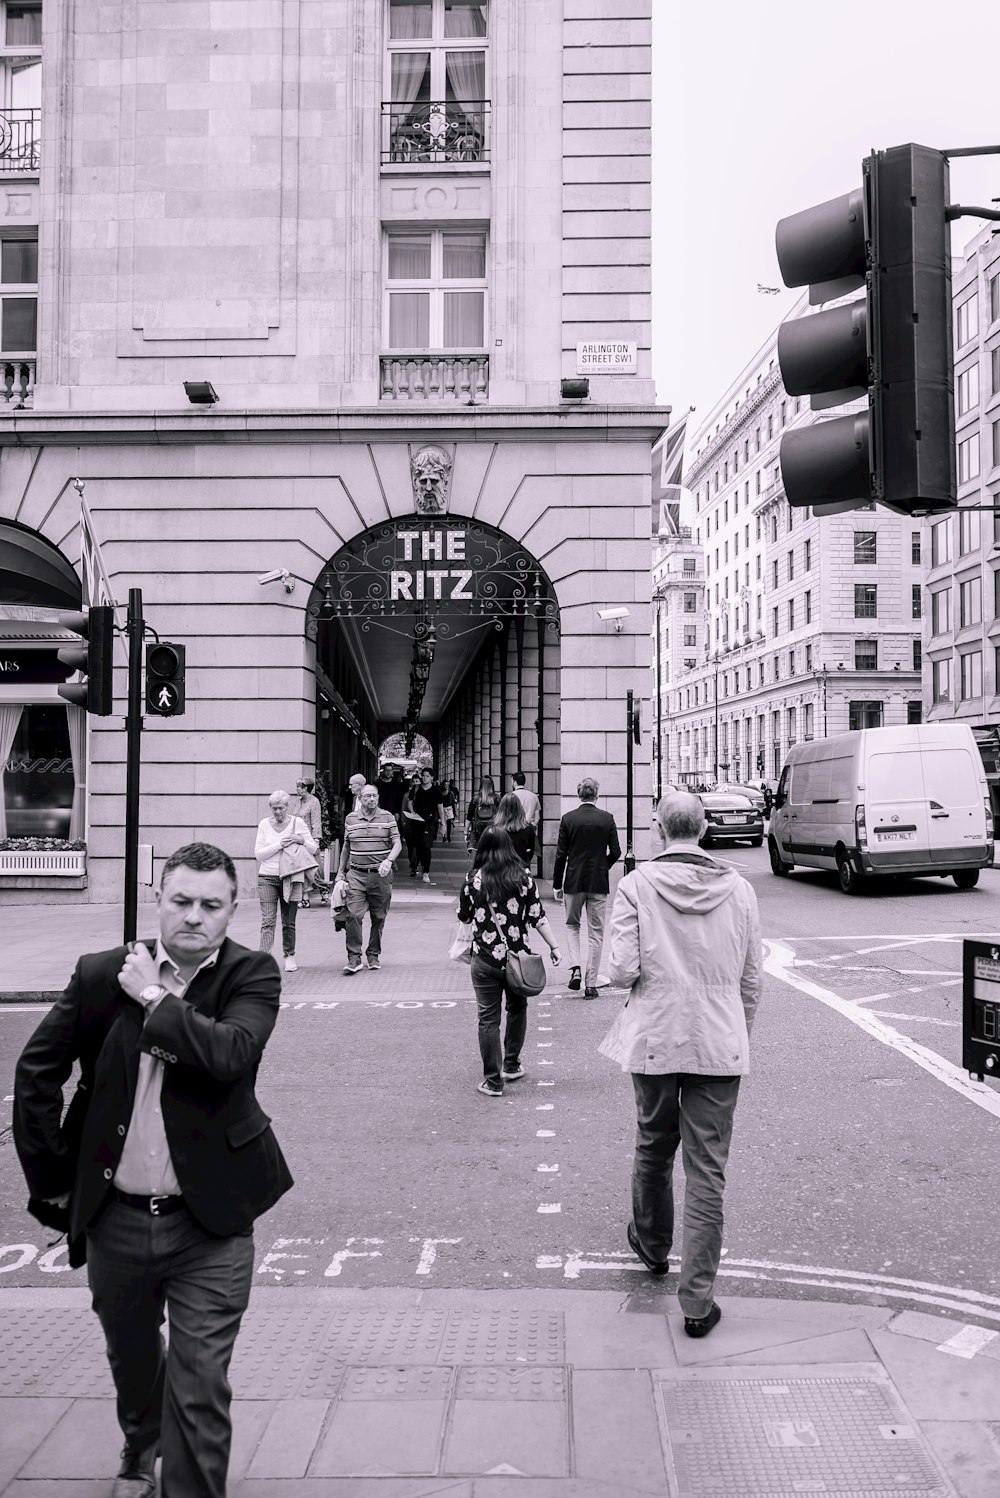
[486,890,547,997]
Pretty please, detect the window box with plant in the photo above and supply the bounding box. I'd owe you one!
[0,835,86,876]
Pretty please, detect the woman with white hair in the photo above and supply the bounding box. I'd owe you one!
[254,789,318,971]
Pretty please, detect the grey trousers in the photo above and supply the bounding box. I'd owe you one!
[563,892,607,985]
[630,1072,741,1318]
[86,1199,254,1498]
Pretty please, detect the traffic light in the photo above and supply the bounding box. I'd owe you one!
[632,703,641,744]
[56,606,115,715]
[775,143,955,517]
[145,641,186,716]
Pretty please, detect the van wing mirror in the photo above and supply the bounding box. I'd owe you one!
[773,790,786,809]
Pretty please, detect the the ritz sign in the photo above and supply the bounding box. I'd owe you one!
[389,528,474,602]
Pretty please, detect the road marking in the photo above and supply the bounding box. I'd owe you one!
[537,1164,558,1172]
[536,1129,555,1137]
[765,940,1000,1121]
[869,1011,959,1028]
[0,1005,52,1014]
[413,1237,461,1276]
[536,1104,554,1110]
[936,1324,999,1358]
[537,1203,561,1213]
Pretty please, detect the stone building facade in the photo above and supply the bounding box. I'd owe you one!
[657,304,922,787]
[0,0,663,902]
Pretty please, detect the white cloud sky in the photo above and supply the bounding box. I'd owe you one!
[651,0,1000,426]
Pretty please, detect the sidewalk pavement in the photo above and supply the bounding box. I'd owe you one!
[2,1284,999,1495]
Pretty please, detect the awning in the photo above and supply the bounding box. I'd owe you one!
[0,522,81,609]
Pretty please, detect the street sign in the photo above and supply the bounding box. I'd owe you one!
[963,939,1000,1082]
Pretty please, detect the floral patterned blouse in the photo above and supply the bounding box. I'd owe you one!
[457,869,544,971]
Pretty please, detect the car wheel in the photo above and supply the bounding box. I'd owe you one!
[750,837,763,848]
[953,869,980,890]
[837,852,863,895]
[768,838,790,876]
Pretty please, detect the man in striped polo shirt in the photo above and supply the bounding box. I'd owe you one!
[337,783,402,974]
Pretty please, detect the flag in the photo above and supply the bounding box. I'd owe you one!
[757,283,781,295]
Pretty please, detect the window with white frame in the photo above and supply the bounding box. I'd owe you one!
[959,575,982,628]
[959,508,981,556]
[385,228,486,350]
[854,583,877,618]
[0,225,36,356]
[387,0,487,102]
[957,363,979,416]
[958,432,980,485]
[956,293,978,349]
[854,638,877,670]
[960,649,983,701]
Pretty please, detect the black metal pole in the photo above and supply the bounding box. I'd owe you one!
[536,620,545,880]
[713,657,719,781]
[625,689,635,875]
[123,586,143,944]
[655,601,663,801]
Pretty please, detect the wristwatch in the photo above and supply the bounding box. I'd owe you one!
[139,983,167,1005]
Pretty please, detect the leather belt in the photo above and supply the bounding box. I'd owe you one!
[112,1188,187,1216]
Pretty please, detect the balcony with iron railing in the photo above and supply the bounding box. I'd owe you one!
[0,108,39,173]
[379,352,488,402]
[381,100,490,166]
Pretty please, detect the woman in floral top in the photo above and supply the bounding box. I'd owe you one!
[458,827,561,1096]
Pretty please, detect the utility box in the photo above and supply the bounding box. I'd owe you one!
[138,844,154,886]
[963,939,1000,1082]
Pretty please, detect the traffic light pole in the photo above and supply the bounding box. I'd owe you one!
[625,689,635,876]
[124,587,144,944]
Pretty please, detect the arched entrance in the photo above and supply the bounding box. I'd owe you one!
[306,516,560,872]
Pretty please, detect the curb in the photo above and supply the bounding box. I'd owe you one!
[0,991,59,1004]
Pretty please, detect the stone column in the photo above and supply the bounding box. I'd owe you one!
[490,641,503,786]
[503,626,520,783]
[519,615,539,785]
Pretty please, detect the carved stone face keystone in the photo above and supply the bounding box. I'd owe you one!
[411,445,453,514]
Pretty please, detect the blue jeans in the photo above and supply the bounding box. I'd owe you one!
[86,1199,254,1498]
[257,874,297,957]
[630,1072,741,1318]
[470,954,528,1090]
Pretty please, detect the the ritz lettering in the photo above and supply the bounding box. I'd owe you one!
[389,529,473,602]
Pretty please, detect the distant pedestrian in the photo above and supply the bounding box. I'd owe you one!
[401,776,424,876]
[511,770,541,828]
[458,827,562,1095]
[336,783,402,974]
[377,763,404,819]
[343,773,366,814]
[14,842,293,1498]
[474,791,535,868]
[411,767,440,882]
[760,782,773,818]
[465,775,500,860]
[290,777,322,908]
[440,779,458,841]
[255,791,318,972]
[552,776,621,998]
[604,791,762,1338]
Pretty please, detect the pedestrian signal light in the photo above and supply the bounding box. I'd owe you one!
[56,606,115,715]
[775,142,955,517]
[145,641,186,717]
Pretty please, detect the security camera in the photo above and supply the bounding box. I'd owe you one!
[597,607,630,621]
[258,568,295,593]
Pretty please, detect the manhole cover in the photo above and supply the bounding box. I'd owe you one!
[658,1373,953,1497]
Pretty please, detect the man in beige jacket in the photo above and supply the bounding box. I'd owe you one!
[605,791,762,1338]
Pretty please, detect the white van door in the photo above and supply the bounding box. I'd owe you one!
[865,749,930,866]
[921,744,985,865]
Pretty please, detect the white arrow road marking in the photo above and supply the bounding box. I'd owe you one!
[536,1203,561,1213]
[411,1237,461,1276]
[764,940,1000,1120]
[936,1325,999,1358]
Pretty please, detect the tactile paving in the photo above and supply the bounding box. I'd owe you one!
[339,1366,453,1400]
[439,1310,564,1365]
[658,1374,952,1497]
[231,1300,340,1399]
[0,1308,113,1396]
[456,1366,566,1400]
[300,1307,451,1386]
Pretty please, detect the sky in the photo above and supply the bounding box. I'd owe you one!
[651,0,1000,435]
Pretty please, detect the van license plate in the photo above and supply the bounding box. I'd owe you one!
[875,829,917,843]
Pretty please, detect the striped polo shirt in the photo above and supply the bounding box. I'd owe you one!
[344,807,398,869]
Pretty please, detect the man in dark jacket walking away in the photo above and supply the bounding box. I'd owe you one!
[13,842,293,1498]
[552,776,621,998]
[605,792,761,1339]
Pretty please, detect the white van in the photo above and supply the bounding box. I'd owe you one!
[768,723,994,894]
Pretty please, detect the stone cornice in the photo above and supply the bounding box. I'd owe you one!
[687,370,783,481]
[0,405,672,448]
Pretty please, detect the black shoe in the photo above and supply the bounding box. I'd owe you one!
[567,966,581,991]
[626,1221,670,1276]
[584,986,599,999]
[683,1303,722,1339]
[112,1442,158,1498]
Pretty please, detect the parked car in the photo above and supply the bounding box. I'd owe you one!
[695,791,764,849]
[714,782,766,814]
[768,723,994,893]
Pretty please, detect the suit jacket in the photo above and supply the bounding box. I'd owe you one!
[552,803,622,895]
[14,936,293,1268]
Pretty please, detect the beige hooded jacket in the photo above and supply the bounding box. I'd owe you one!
[603,847,762,1076]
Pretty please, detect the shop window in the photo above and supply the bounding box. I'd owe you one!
[1,703,78,840]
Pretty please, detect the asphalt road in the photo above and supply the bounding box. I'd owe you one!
[2,842,999,1326]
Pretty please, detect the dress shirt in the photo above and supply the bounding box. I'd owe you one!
[514,786,541,827]
[113,939,220,1196]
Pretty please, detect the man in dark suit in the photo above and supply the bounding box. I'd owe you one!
[14,842,293,1498]
[552,776,622,999]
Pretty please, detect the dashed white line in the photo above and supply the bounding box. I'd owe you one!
[936,1324,999,1358]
